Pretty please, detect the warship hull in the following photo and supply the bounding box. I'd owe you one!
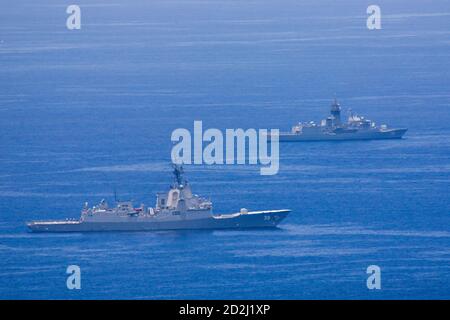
[274,128,407,142]
[27,210,290,233]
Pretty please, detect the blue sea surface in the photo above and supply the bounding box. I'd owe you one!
[1,0,450,299]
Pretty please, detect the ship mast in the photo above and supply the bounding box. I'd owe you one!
[172,164,185,187]
[330,97,342,126]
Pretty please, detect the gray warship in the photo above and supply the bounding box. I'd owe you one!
[271,99,407,141]
[27,165,290,232]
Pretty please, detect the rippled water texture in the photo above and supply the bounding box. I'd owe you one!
[0,0,449,299]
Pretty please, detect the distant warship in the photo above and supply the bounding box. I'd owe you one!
[270,99,407,141]
[27,165,290,232]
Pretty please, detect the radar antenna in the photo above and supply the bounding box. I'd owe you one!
[172,164,185,186]
[330,96,342,125]
[331,97,341,110]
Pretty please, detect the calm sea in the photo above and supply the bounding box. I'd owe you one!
[0,0,449,299]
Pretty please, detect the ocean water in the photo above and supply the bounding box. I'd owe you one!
[1,0,450,299]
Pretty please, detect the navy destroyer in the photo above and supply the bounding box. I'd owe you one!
[271,99,407,141]
[27,165,290,232]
